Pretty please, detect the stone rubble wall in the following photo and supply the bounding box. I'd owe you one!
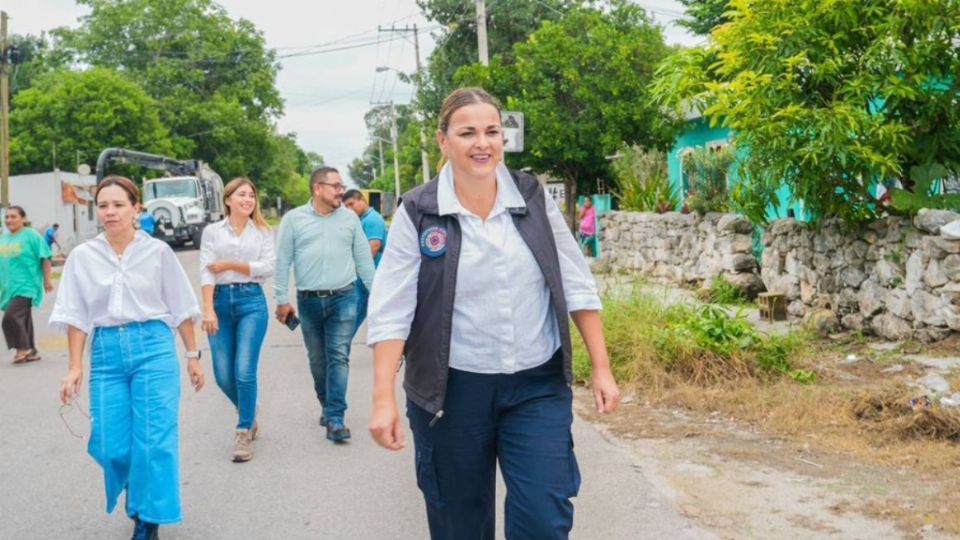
[598,211,764,295]
[761,210,960,341]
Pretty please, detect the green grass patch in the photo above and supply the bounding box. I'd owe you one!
[695,274,749,305]
[573,288,815,387]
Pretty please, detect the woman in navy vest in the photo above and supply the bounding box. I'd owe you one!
[367,87,620,540]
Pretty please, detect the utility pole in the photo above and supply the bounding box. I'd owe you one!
[377,138,385,178]
[378,24,431,184]
[389,103,401,202]
[1,11,10,209]
[372,100,402,203]
[476,0,489,66]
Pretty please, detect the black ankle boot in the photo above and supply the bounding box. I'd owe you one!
[131,517,159,540]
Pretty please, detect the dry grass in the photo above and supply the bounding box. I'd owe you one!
[576,288,960,533]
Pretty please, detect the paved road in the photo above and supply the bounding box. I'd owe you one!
[0,246,714,539]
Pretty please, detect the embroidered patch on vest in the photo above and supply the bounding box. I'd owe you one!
[419,225,448,257]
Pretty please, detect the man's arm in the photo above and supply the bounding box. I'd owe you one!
[369,239,382,259]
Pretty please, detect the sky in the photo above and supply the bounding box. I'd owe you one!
[4,0,698,184]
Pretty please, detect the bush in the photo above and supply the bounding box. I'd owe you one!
[695,274,748,305]
[682,145,735,215]
[573,290,814,386]
[611,145,679,212]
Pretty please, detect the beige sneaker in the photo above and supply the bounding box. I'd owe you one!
[232,429,253,462]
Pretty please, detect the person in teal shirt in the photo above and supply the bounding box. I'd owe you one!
[1,206,53,364]
[343,189,387,336]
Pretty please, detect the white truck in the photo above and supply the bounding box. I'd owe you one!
[96,148,225,247]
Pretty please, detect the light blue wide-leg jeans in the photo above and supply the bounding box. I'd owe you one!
[88,320,182,524]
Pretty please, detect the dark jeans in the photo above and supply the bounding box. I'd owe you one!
[352,279,369,336]
[297,287,357,424]
[407,352,580,540]
[2,296,36,352]
[208,283,268,430]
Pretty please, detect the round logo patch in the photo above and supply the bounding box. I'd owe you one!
[419,226,448,257]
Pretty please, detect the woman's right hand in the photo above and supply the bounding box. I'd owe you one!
[60,367,83,404]
[201,309,218,335]
[369,398,405,451]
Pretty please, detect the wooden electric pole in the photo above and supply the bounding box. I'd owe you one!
[1,11,10,209]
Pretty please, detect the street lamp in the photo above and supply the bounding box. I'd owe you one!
[375,65,431,185]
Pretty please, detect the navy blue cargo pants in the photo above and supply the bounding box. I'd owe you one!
[407,352,581,540]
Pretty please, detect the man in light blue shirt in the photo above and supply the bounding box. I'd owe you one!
[274,167,375,443]
[343,189,387,335]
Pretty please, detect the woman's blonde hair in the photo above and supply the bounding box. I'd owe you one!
[223,177,270,230]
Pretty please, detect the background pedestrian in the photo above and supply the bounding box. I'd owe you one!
[342,188,387,335]
[1,205,53,364]
[274,167,375,443]
[52,176,205,540]
[200,177,275,462]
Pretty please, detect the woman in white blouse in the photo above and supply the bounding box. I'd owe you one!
[53,176,204,540]
[367,88,621,539]
[199,177,275,463]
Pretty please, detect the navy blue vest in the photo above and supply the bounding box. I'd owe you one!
[401,170,573,419]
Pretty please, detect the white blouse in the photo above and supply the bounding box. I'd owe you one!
[366,162,602,374]
[49,231,200,335]
[199,219,276,287]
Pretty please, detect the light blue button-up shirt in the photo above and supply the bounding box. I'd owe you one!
[274,202,375,305]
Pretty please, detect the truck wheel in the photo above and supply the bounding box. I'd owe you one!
[190,229,203,249]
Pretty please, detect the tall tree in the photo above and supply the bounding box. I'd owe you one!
[6,33,71,103]
[676,0,731,35]
[416,0,580,118]
[457,1,675,226]
[55,0,285,183]
[9,68,174,174]
[652,0,960,225]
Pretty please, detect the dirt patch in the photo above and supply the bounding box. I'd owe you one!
[577,385,960,539]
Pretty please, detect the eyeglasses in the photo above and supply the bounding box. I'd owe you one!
[58,398,91,439]
[319,182,346,192]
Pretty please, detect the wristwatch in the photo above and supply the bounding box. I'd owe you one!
[186,350,202,360]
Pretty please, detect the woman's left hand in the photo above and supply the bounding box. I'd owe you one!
[187,359,205,392]
[591,366,621,414]
[207,261,230,274]
[44,278,54,293]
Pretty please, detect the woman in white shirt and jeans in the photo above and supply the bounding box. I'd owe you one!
[199,177,275,462]
[53,176,204,540]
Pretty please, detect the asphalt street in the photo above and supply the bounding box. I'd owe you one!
[0,246,714,540]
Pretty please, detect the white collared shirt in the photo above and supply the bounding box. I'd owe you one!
[367,163,601,374]
[49,231,200,334]
[199,219,276,287]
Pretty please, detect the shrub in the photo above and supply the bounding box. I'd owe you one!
[682,145,735,215]
[572,290,814,386]
[611,145,679,212]
[695,274,748,305]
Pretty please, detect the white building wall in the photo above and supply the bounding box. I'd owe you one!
[6,170,98,253]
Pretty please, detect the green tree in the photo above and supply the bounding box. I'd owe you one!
[7,33,71,102]
[653,0,960,226]
[9,68,174,174]
[457,2,675,225]
[55,0,285,183]
[416,0,580,118]
[676,0,731,35]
